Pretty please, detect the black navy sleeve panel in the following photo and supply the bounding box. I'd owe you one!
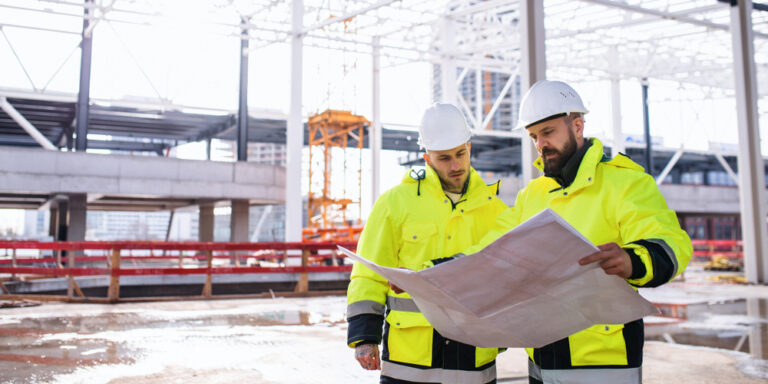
[347,313,384,347]
[627,239,676,288]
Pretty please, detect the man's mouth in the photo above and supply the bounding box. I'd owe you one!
[450,172,464,178]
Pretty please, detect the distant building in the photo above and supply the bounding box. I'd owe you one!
[433,66,521,130]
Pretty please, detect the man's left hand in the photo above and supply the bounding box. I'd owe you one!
[578,243,633,279]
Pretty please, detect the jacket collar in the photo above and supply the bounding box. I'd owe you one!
[402,165,488,201]
[534,138,605,192]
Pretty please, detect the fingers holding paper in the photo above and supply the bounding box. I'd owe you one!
[578,243,633,279]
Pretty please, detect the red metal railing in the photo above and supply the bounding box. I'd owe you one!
[0,240,356,302]
[690,240,743,260]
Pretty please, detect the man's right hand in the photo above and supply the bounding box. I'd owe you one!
[355,343,381,370]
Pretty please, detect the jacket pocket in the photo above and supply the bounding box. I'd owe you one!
[400,222,438,269]
[385,310,433,367]
[569,324,628,366]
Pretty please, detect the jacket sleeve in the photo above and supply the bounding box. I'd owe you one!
[617,173,693,288]
[346,192,399,348]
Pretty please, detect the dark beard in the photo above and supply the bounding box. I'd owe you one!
[542,129,577,175]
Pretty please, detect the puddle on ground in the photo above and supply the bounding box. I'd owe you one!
[0,309,341,383]
[646,298,768,360]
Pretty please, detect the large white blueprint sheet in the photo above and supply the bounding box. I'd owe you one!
[340,208,659,348]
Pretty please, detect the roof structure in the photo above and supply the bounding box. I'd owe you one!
[0,0,765,175]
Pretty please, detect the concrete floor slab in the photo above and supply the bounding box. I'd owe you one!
[1,294,766,383]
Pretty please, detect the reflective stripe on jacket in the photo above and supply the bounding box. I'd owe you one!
[467,138,692,382]
[346,165,508,383]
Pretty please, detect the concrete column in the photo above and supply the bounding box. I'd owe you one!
[48,206,58,238]
[519,0,546,183]
[729,0,768,283]
[199,203,215,242]
[56,200,68,242]
[285,0,304,242]
[230,199,249,242]
[75,0,94,151]
[66,193,87,242]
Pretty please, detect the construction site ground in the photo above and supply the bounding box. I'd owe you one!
[1,266,767,383]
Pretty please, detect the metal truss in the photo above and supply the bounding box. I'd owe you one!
[0,0,766,142]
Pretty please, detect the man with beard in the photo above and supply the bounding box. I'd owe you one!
[465,80,692,384]
[346,103,508,383]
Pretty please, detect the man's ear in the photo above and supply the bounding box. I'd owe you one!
[573,116,585,138]
[422,153,431,166]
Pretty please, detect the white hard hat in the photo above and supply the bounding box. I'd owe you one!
[515,80,589,129]
[418,103,472,151]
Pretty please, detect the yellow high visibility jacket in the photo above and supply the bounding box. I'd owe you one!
[467,138,692,384]
[346,165,508,384]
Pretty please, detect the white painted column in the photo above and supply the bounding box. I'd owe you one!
[286,0,304,242]
[440,17,457,105]
[519,0,546,183]
[371,36,382,207]
[610,78,624,157]
[475,69,483,129]
[729,0,768,283]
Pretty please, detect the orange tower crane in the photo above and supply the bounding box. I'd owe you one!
[304,110,369,242]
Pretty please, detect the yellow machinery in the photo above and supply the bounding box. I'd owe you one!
[304,110,368,242]
[704,254,743,272]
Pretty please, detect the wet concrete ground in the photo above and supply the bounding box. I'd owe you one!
[1,269,767,383]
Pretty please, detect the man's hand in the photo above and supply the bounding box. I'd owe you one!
[578,243,633,279]
[355,343,381,370]
[389,281,404,294]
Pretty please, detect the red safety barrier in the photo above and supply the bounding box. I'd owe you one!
[0,240,357,302]
[690,240,743,260]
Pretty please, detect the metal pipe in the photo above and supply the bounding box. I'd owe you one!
[0,97,57,150]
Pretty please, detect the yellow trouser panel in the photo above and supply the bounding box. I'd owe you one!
[475,347,498,368]
[569,324,628,366]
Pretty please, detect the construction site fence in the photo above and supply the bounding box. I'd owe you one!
[0,240,357,303]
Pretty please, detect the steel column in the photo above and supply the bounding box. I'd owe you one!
[439,17,457,105]
[75,0,94,151]
[519,0,546,183]
[285,0,304,242]
[729,0,768,283]
[237,18,250,162]
[371,36,382,205]
[610,78,624,157]
[642,78,653,175]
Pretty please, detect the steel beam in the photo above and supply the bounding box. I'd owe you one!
[729,0,768,283]
[519,0,545,183]
[237,18,250,162]
[642,79,653,175]
[0,97,57,150]
[285,0,304,242]
[75,0,94,151]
